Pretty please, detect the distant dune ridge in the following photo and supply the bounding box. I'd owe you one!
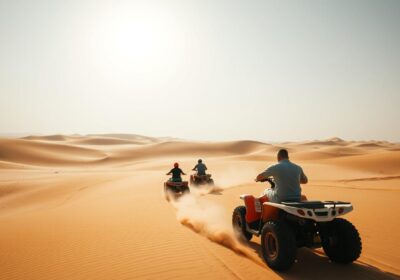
[0,134,399,280]
[0,135,398,173]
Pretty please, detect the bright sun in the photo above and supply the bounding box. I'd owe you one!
[91,3,182,73]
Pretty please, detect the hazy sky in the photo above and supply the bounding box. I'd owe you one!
[1,0,399,141]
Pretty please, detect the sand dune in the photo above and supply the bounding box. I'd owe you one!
[88,133,163,143]
[22,134,71,141]
[0,135,399,280]
[69,136,146,146]
[0,138,107,167]
[0,137,271,168]
[297,137,346,146]
[322,151,400,174]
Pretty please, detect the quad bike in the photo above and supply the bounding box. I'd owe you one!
[232,178,362,271]
[190,174,214,186]
[164,180,190,200]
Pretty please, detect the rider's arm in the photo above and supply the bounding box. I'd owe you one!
[180,168,186,176]
[300,168,308,184]
[255,165,275,181]
[256,173,268,181]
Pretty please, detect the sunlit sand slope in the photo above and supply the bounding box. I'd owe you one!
[0,135,399,280]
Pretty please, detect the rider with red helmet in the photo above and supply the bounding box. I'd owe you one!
[166,162,186,182]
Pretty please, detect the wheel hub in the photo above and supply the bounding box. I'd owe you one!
[265,232,278,260]
[234,214,242,228]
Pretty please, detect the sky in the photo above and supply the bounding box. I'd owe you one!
[0,0,399,142]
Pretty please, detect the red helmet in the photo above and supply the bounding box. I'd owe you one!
[174,162,179,168]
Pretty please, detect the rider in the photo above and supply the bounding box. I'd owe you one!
[192,159,207,176]
[167,162,186,182]
[255,149,308,203]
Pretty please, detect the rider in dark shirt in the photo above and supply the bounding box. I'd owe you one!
[167,162,186,182]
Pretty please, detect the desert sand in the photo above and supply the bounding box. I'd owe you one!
[0,135,399,280]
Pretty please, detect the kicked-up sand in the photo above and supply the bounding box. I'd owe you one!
[0,134,399,280]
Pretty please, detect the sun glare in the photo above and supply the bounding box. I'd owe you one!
[91,3,182,75]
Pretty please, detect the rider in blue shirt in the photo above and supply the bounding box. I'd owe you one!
[192,159,207,176]
[256,149,308,203]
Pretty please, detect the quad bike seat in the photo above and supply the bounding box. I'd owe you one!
[282,201,351,209]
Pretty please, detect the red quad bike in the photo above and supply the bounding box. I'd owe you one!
[164,180,190,200]
[190,174,214,186]
[232,178,362,271]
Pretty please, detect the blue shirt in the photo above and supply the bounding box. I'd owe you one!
[261,159,307,202]
[194,163,207,175]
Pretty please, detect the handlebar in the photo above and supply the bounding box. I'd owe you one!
[258,177,275,189]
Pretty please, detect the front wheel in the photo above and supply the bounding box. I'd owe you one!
[261,220,297,271]
[320,218,362,264]
[232,206,253,241]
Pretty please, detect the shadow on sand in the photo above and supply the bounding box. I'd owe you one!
[247,241,400,280]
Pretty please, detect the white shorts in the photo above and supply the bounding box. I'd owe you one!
[263,188,280,203]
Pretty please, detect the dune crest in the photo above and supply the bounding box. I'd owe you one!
[0,138,107,167]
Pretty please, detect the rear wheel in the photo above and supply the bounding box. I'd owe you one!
[232,206,253,241]
[261,220,297,271]
[208,179,214,186]
[182,186,190,194]
[320,218,361,264]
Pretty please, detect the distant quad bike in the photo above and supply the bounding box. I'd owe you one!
[190,174,214,186]
[232,178,362,271]
[164,180,190,200]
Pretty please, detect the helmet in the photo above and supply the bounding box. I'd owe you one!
[198,159,202,163]
[174,162,179,168]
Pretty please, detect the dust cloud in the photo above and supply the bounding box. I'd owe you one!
[171,194,265,267]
